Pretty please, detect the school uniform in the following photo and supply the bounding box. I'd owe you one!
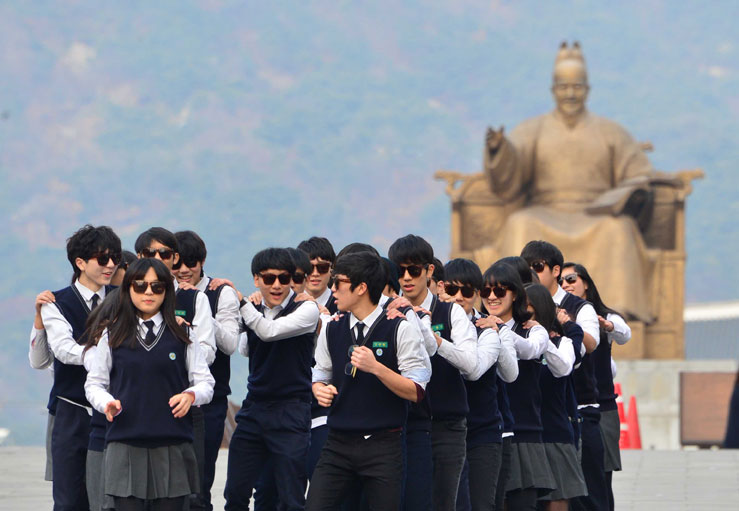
[593,312,631,511]
[85,313,214,503]
[315,285,339,315]
[538,321,588,503]
[188,275,240,511]
[224,291,319,511]
[496,377,515,511]
[456,310,518,511]
[306,304,430,510]
[553,286,608,511]
[501,318,555,509]
[41,280,111,511]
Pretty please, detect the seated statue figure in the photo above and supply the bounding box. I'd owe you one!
[475,42,655,322]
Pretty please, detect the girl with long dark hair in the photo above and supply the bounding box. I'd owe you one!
[525,283,587,510]
[476,261,554,510]
[85,258,214,511]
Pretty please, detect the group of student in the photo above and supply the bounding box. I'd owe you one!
[30,224,631,511]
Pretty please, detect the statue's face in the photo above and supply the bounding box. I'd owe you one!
[551,60,589,118]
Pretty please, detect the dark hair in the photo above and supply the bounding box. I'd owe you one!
[520,240,564,271]
[525,283,562,336]
[381,257,400,294]
[482,260,531,323]
[103,258,190,350]
[432,257,445,283]
[444,258,483,290]
[251,248,296,276]
[337,242,380,259]
[286,247,312,275]
[66,225,122,283]
[297,237,336,264]
[174,231,207,273]
[562,262,619,317]
[333,252,385,305]
[388,234,434,266]
[134,227,179,255]
[84,288,121,351]
[121,250,137,267]
[499,256,534,285]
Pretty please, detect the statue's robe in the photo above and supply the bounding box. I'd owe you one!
[476,110,654,322]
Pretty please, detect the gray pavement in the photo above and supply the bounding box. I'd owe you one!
[1,447,738,510]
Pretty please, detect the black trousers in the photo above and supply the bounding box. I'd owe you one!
[495,436,513,511]
[403,423,433,511]
[306,429,403,511]
[189,396,229,511]
[52,399,90,511]
[571,406,609,511]
[456,442,503,511]
[430,417,467,511]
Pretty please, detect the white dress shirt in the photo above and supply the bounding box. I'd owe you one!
[29,325,53,370]
[40,280,106,366]
[501,317,548,360]
[196,275,240,356]
[543,336,576,378]
[85,312,215,413]
[552,285,600,354]
[237,290,320,356]
[605,313,631,345]
[312,304,431,388]
[174,279,217,366]
[420,291,478,374]
[379,294,438,358]
[315,286,333,308]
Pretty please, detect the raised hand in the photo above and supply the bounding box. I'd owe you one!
[598,315,614,332]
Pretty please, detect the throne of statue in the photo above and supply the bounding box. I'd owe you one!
[434,42,703,360]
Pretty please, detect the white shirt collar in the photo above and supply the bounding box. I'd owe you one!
[349,304,384,333]
[263,289,295,311]
[74,279,105,304]
[467,308,481,321]
[505,317,515,329]
[195,274,209,293]
[552,285,567,306]
[173,278,179,291]
[316,286,333,307]
[420,289,434,310]
[379,294,391,307]
[138,312,163,328]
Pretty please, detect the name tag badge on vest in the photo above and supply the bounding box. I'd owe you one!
[372,341,387,357]
[431,324,445,333]
[169,352,177,361]
[175,310,186,317]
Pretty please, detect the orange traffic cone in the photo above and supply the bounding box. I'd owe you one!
[626,395,642,449]
[618,395,629,449]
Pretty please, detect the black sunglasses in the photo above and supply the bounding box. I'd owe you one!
[172,257,201,270]
[398,264,428,279]
[444,283,476,298]
[131,280,166,295]
[530,260,548,273]
[292,271,306,284]
[310,262,332,275]
[90,252,122,266]
[259,272,292,285]
[561,273,579,284]
[141,247,175,261]
[480,285,509,299]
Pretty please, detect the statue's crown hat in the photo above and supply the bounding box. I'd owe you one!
[555,41,586,68]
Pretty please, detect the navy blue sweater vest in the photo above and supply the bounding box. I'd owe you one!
[497,378,515,433]
[48,284,113,411]
[175,288,198,324]
[506,323,543,443]
[539,321,583,445]
[326,314,408,432]
[204,282,231,399]
[106,325,192,447]
[464,319,503,445]
[594,328,617,411]
[426,296,469,421]
[559,293,599,406]
[326,293,339,315]
[244,297,314,402]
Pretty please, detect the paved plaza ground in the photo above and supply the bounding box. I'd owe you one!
[1,447,738,510]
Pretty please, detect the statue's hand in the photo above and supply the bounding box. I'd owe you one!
[486,125,505,154]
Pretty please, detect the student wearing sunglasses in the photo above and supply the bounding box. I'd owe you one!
[110,250,137,287]
[477,261,554,510]
[306,251,430,510]
[173,230,240,511]
[31,224,121,511]
[297,236,339,314]
[388,234,478,511]
[84,258,214,511]
[225,248,319,511]
[442,259,518,511]
[561,263,631,511]
[520,241,606,511]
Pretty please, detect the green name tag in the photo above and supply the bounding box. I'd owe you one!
[175,310,187,317]
[431,324,445,333]
[372,341,388,348]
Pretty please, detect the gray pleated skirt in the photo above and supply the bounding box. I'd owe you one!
[104,442,199,500]
[538,442,587,501]
[505,441,556,494]
[599,409,622,472]
[44,412,54,481]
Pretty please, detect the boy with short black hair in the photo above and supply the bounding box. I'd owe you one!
[173,230,240,511]
[36,224,122,510]
[388,234,478,511]
[225,248,320,511]
[287,247,312,295]
[297,236,338,314]
[306,251,430,510]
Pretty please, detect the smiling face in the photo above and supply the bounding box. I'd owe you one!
[305,257,332,297]
[483,283,515,322]
[174,260,203,287]
[254,269,292,308]
[560,267,588,299]
[130,267,166,320]
[139,240,180,271]
[75,251,118,291]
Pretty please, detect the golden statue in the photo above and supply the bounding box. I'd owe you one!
[436,42,703,359]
